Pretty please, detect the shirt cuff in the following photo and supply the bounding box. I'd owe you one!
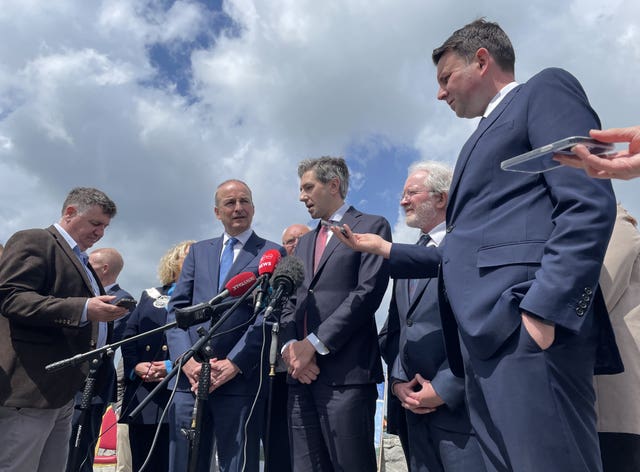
[306,333,329,355]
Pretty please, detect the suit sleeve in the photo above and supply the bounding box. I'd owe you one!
[121,291,146,379]
[166,248,197,363]
[0,230,86,327]
[315,217,391,353]
[518,69,616,332]
[430,359,465,410]
[389,243,441,279]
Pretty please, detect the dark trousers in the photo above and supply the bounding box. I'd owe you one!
[405,411,485,472]
[462,321,602,472]
[264,371,292,472]
[288,382,377,472]
[129,423,170,472]
[169,390,265,472]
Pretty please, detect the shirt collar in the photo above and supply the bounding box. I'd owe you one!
[223,227,253,247]
[483,81,519,118]
[54,222,82,254]
[425,221,446,247]
[327,202,350,223]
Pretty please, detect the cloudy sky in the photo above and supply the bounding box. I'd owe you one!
[1,0,638,313]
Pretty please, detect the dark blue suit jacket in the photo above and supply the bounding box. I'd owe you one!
[281,206,391,386]
[121,286,171,424]
[390,68,622,375]
[389,274,469,433]
[166,231,283,395]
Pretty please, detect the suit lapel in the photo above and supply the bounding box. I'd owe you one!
[47,226,97,296]
[447,85,521,219]
[209,237,223,289]
[408,277,432,313]
[312,206,360,281]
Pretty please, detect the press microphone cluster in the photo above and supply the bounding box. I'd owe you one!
[264,256,305,319]
[253,249,282,315]
[175,271,257,329]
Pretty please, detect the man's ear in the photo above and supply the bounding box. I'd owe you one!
[475,48,491,74]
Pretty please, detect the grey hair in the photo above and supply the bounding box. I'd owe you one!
[62,187,117,217]
[408,161,453,194]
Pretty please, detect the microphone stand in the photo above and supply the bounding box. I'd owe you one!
[126,277,262,471]
[263,319,279,472]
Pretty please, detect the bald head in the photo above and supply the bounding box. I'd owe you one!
[282,224,311,255]
[88,247,124,286]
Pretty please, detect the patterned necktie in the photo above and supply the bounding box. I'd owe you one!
[74,246,106,346]
[313,225,329,273]
[218,237,238,290]
[408,234,431,299]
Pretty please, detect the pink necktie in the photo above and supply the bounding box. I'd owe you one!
[314,225,329,273]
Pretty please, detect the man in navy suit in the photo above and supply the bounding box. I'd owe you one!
[166,179,283,472]
[386,161,484,472]
[281,156,391,471]
[333,19,621,472]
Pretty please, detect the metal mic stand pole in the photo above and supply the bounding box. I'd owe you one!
[263,318,279,472]
[68,352,108,472]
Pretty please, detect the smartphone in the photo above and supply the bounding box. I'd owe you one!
[115,298,137,310]
[501,136,616,173]
[320,219,347,235]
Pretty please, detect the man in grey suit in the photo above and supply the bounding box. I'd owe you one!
[0,187,126,472]
[386,161,483,471]
[281,156,391,471]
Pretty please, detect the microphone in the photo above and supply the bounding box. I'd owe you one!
[263,256,305,320]
[253,249,282,314]
[175,271,257,329]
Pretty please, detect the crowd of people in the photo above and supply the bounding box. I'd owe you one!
[1,17,639,472]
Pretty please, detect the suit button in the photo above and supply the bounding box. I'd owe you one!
[406,319,413,327]
[576,308,585,317]
[162,345,168,351]
[579,301,588,309]
[145,345,151,351]
[446,224,455,233]
[584,287,592,295]
[308,289,314,294]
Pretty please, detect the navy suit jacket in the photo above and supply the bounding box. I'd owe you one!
[121,286,171,424]
[110,284,136,343]
[166,231,283,394]
[281,206,391,386]
[390,68,622,375]
[388,275,469,433]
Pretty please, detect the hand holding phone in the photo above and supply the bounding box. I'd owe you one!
[320,219,347,235]
[115,297,137,311]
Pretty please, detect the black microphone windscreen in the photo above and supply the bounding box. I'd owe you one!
[270,255,305,290]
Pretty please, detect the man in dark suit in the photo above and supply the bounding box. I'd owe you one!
[333,19,621,472]
[166,179,284,472]
[386,161,483,471]
[281,156,391,471]
[66,247,136,472]
[0,187,126,472]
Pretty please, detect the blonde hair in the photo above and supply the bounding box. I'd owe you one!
[158,240,195,285]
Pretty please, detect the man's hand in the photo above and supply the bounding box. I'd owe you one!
[521,312,555,350]
[181,357,202,389]
[330,224,392,259]
[405,374,444,414]
[86,295,128,322]
[293,360,320,384]
[208,358,240,392]
[283,339,317,380]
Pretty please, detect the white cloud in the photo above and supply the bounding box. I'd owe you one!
[0,0,638,300]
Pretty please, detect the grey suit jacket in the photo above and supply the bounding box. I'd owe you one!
[0,226,104,408]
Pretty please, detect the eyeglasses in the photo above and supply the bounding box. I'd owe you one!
[400,189,438,201]
[283,237,299,247]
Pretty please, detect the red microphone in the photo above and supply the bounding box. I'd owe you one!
[254,249,282,314]
[174,271,257,329]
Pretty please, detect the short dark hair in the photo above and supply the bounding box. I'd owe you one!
[298,156,350,199]
[432,18,515,74]
[62,187,117,217]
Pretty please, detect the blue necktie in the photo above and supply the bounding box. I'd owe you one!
[218,237,238,290]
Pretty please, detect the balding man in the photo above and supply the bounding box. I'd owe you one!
[282,224,311,255]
